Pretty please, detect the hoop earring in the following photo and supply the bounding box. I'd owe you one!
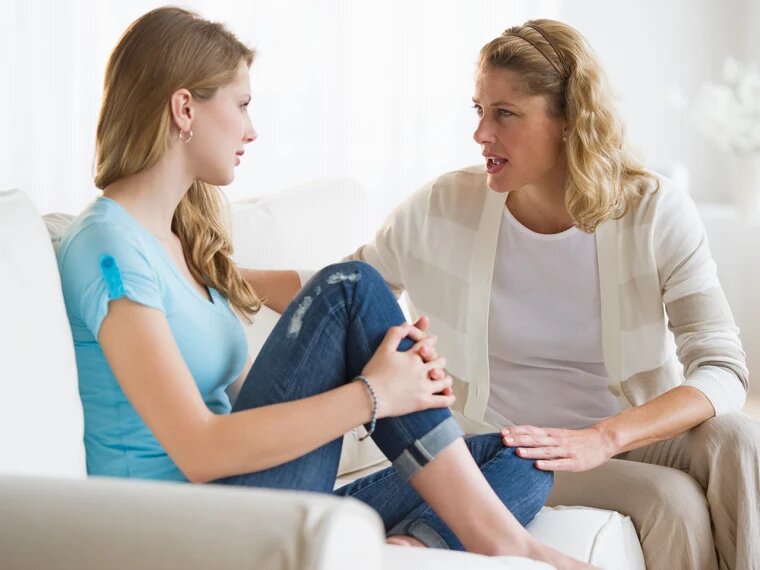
[179,129,193,143]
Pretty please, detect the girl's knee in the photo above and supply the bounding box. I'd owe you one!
[317,260,383,288]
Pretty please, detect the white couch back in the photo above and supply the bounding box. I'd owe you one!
[0,189,86,477]
[0,179,377,479]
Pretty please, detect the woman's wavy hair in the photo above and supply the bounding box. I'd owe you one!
[94,6,261,321]
[479,19,658,232]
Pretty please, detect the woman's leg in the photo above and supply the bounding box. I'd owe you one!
[548,460,716,570]
[335,434,552,550]
[215,261,460,492]
[621,412,760,569]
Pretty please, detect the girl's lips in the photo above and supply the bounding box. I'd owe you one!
[486,156,507,175]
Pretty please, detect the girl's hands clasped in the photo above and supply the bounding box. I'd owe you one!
[360,317,455,418]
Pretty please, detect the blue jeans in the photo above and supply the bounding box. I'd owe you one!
[215,261,552,549]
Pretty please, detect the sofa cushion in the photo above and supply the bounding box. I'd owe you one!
[0,190,85,477]
[528,506,645,569]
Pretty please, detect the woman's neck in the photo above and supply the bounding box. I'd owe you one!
[506,165,573,235]
[102,151,194,240]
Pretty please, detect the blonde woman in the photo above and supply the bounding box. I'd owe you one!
[55,7,595,568]
[332,19,758,570]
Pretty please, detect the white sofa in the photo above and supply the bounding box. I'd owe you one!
[0,181,645,570]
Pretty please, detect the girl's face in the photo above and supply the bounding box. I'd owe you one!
[472,66,567,194]
[188,61,256,186]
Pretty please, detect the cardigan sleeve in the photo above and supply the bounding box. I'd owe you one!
[653,184,748,414]
[344,184,430,298]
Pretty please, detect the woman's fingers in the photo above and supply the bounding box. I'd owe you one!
[534,458,577,472]
[516,446,567,459]
[503,433,558,447]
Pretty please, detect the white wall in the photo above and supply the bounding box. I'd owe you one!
[4,0,754,219]
[555,0,750,204]
[1,0,757,395]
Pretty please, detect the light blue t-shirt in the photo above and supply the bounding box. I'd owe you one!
[56,197,249,481]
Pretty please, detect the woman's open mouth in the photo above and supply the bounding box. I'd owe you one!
[485,155,507,174]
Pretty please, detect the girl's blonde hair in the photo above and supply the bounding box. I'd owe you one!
[480,19,658,232]
[94,6,261,321]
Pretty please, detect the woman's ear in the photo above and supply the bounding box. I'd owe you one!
[169,88,194,134]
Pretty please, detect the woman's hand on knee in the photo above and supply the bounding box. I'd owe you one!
[362,323,455,418]
[500,425,616,472]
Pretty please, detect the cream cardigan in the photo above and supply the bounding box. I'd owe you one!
[348,165,748,432]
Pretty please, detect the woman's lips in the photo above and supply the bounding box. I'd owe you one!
[485,156,507,174]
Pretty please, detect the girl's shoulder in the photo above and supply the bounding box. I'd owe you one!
[57,197,155,270]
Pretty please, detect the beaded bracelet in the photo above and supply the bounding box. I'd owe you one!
[352,375,377,441]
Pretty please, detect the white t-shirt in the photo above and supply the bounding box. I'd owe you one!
[485,204,620,430]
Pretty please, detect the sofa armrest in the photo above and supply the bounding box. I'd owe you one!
[0,475,384,570]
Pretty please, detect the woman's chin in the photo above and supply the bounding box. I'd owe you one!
[486,175,510,194]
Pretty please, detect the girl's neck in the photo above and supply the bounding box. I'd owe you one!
[102,151,194,240]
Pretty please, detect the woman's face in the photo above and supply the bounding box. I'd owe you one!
[188,61,256,186]
[472,66,566,194]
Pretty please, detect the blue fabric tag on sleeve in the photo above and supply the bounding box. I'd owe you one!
[99,254,126,299]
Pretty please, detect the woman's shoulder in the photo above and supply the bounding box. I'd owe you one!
[426,164,489,201]
[401,164,491,218]
[624,171,699,229]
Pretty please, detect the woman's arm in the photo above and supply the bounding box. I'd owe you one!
[99,298,452,483]
[502,186,747,472]
[501,385,714,471]
[239,268,301,314]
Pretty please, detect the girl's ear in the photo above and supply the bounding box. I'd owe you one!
[169,88,194,134]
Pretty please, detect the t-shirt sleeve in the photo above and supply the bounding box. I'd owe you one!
[59,225,165,339]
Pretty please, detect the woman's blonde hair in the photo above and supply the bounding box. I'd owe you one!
[94,6,261,321]
[480,19,658,232]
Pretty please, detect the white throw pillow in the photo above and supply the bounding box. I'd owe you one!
[0,190,85,477]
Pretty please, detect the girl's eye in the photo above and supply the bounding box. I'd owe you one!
[498,109,513,119]
[472,104,483,117]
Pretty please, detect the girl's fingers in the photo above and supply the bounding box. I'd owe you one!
[427,393,456,408]
[406,325,430,343]
[412,315,430,332]
[428,367,445,380]
[380,324,412,352]
[424,356,447,372]
[410,335,438,353]
[427,375,453,395]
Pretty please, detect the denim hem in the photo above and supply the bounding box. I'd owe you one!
[387,519,450,550]
[392,416,463,481]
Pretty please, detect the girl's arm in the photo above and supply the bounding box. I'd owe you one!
[99,298,453,483]
[239,268,301,314]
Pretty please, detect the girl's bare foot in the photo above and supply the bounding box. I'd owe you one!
[386,535,426,548]
[526,540,599,570]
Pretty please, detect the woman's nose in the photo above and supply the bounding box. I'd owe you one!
[473,119,494,145]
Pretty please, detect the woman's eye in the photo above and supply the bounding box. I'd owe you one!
[498,109,513,119]
[472,104,483,116]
